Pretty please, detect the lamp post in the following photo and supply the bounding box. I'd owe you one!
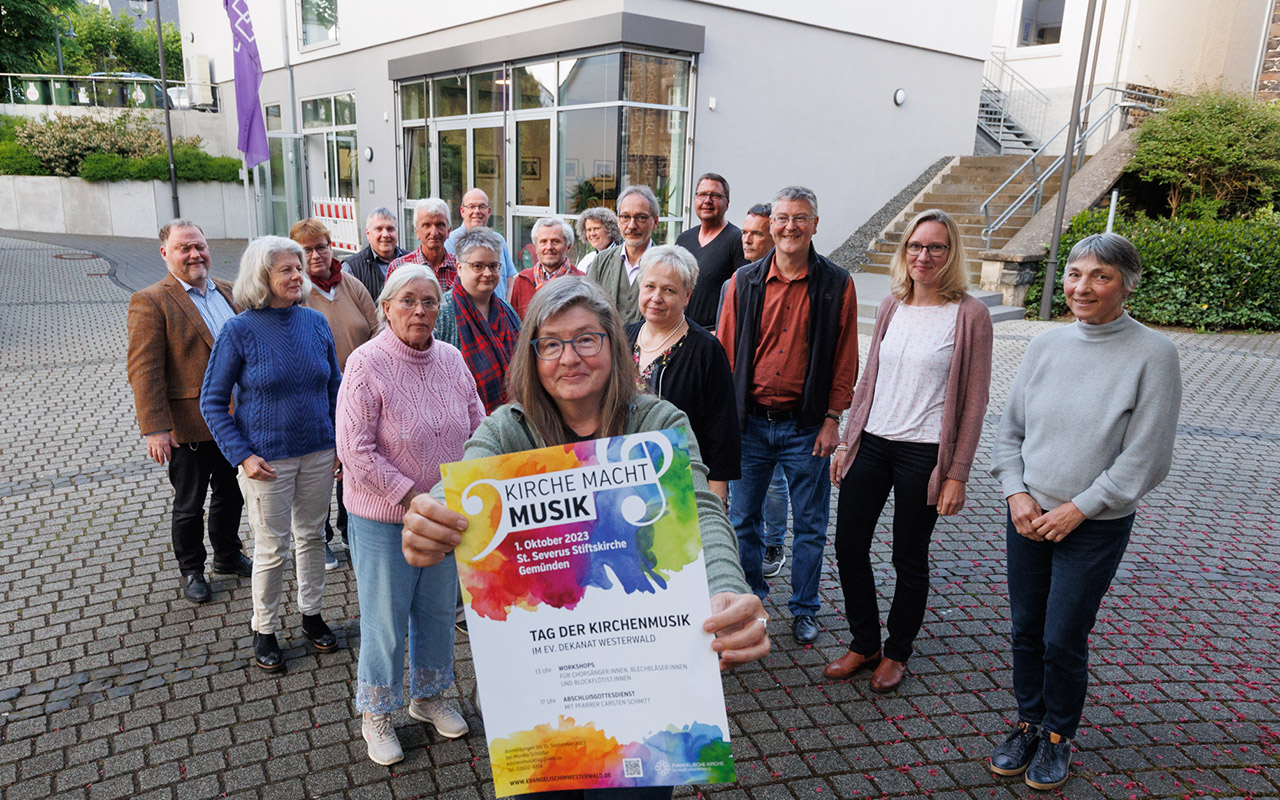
[129,0,180,218]
[54,14,76,75]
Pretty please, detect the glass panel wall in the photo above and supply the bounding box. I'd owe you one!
[396,48,693,257]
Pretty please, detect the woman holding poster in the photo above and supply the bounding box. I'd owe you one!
[336,265,486,766]
[401,277,769,799]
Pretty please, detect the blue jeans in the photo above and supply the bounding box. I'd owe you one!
[348,513,457,714]
[763,464,789,547]
[1006,511,1134,739]
[730,415,831,616]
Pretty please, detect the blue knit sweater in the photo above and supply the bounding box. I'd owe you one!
[200,305,342,466]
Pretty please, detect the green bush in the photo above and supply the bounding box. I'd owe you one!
[13,110,202,177]
[78,148,241,183]
[1023,209,1280,330]
[1125,90,1280,219]
[0,115,23,144]
[0,141,50,175]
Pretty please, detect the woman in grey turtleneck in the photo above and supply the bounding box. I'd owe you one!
[988,233,1181,791]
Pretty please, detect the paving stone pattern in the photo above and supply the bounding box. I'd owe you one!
[1,234,1277,799]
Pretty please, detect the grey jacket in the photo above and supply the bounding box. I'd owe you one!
[586,244,644,325]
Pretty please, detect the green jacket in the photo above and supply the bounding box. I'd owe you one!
[586,244,644,325]
[432,393,749,595]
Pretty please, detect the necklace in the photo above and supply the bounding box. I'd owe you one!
[638,319,686,353]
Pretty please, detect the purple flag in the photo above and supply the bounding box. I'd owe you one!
[224,0,270,168]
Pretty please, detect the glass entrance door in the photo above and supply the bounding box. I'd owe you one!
[436,123,468,219]
[257,133,306,237]
[511,113,554,267]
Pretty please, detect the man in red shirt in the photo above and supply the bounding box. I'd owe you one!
[387,198,458,291]
[718,186,859,645]
[507,217,583,318]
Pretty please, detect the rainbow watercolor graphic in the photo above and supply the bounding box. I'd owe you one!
[441,428,735,797]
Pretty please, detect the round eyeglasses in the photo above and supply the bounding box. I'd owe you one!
[531,332,608,360]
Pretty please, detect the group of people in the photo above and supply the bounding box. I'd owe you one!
[126,172,1180,793]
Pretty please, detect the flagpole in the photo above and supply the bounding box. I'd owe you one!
[242,157,256,239]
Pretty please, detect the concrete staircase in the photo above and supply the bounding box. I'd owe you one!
[850,154,1067,332]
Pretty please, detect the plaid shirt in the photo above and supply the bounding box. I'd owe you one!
[386,248,458,292]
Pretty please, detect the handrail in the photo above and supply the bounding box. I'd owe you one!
[981,50,1050,153]
[981,86,1165,248]
[0,71,220,112]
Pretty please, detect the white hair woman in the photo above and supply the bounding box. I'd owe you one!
[200,235,343,672]
[989,232,1181,789]
[337,265,484,765]
[400,276,771,800]
[625,244,740,502]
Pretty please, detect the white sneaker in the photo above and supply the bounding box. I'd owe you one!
[362,713,404,765]
[409,695,469,738]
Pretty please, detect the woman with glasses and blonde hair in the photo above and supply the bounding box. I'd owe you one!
[398,276,770,800]
[434,227,522,413]
[336,265,484,766]
[824,209,993,694]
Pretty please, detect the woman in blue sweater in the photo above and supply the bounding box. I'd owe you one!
[201,236,344,672]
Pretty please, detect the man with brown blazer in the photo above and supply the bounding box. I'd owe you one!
[127,220,252,603]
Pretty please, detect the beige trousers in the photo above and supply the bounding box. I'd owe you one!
[238,448,334,634]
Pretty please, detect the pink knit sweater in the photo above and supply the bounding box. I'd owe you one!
[336,327,485,523]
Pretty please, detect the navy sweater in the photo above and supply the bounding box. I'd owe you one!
[200,305,342,466]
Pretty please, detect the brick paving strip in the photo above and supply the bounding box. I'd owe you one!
[0,232,1276,799]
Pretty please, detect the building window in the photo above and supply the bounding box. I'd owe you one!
[299,0,338,49]
[1017,0,1064,47]
[396,48,694,264]
[301,91,358,200]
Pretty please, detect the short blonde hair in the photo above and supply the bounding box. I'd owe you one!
[889,209,970,304]
[232,236,309,310]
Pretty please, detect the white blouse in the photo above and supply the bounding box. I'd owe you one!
[864,302,959,444]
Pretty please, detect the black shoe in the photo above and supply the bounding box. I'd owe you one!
[181,573,211,603]
[1024,730,1072,790]
[211,553,253,577]
[762,545,785,578]
[792,614,819,644]
[253,631,285,671]
[990,721,1041,776]
[301,614,339,651]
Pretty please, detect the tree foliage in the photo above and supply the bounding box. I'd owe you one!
[13,110,200,176]
[0,0,78,73]
[35,4,183,79]
[1125,90,1280,219]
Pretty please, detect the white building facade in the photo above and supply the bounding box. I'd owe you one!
[180,0,995,256]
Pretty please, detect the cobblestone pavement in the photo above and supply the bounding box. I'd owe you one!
[1,233,1277,800]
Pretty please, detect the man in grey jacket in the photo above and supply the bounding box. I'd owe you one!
[585,184,658,324]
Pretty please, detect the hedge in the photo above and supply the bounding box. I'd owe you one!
[0,142,50,176]
[1024,208,1280,331]
[79,148,241,183]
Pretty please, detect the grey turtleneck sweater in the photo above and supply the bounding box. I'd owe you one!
[991,312,1182,520]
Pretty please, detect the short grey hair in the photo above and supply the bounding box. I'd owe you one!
[575,207,621,247]
[617,185,660,218]
[1066,232,1142,291]
[159,218,203,243]
[747,203,772,218]
[454,227,505,263]
[376,265,442,323]
[413,198,451,226]
[232,236,309,310]
[365,207,396,226]
[532,217,575,248]
[772,185,818,216]
[636,244,699,292]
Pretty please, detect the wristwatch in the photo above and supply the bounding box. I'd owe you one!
[825,412,841,423]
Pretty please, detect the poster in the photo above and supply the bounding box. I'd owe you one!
[440,428,735,797]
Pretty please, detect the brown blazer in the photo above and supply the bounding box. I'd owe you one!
[127,273,238,443]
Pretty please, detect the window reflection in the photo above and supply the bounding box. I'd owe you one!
[621,107,685,218]
[471,70,506,115]
[404,128,428,199]
[559,54,621,105]
[434,76,466,116]
[514,64,556,109]
[623,53,689,106]
[559,108,619,214]
[401,82,426,120]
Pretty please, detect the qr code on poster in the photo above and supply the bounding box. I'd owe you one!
[623,758,643,778]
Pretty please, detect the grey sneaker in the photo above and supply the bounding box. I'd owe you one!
[362,713,404,765]
[409,695,469,738]
[324,543,339,571]
[762,545,785,578]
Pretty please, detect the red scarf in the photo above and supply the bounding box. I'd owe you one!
[533,260,576,289]
[452,284,522,413]
[311,257,343,292]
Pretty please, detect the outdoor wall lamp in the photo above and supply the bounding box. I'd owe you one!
[894,88,907,106]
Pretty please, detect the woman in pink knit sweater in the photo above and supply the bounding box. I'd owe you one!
[336,265,485,767]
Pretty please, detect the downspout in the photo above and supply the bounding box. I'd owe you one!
[279,0,297,129]
[1253,0,1276,96]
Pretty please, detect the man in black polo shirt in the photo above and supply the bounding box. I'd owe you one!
[677,172,748,330]
[343,207,407,301]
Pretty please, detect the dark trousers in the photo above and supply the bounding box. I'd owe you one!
[1006,511,1134,739]
[324,478,347,544]
[834,432,940,663]
[168,440,244,576]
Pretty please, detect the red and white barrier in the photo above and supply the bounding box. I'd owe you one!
[311,196,360,253]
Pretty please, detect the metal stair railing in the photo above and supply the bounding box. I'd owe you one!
[981,48,1050,153]
[980,86,1164,248]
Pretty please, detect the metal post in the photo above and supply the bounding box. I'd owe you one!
[1040,0,1100,321]
[153,0,181,218]
[1106,189,1119,232]
[55,31,64,75]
